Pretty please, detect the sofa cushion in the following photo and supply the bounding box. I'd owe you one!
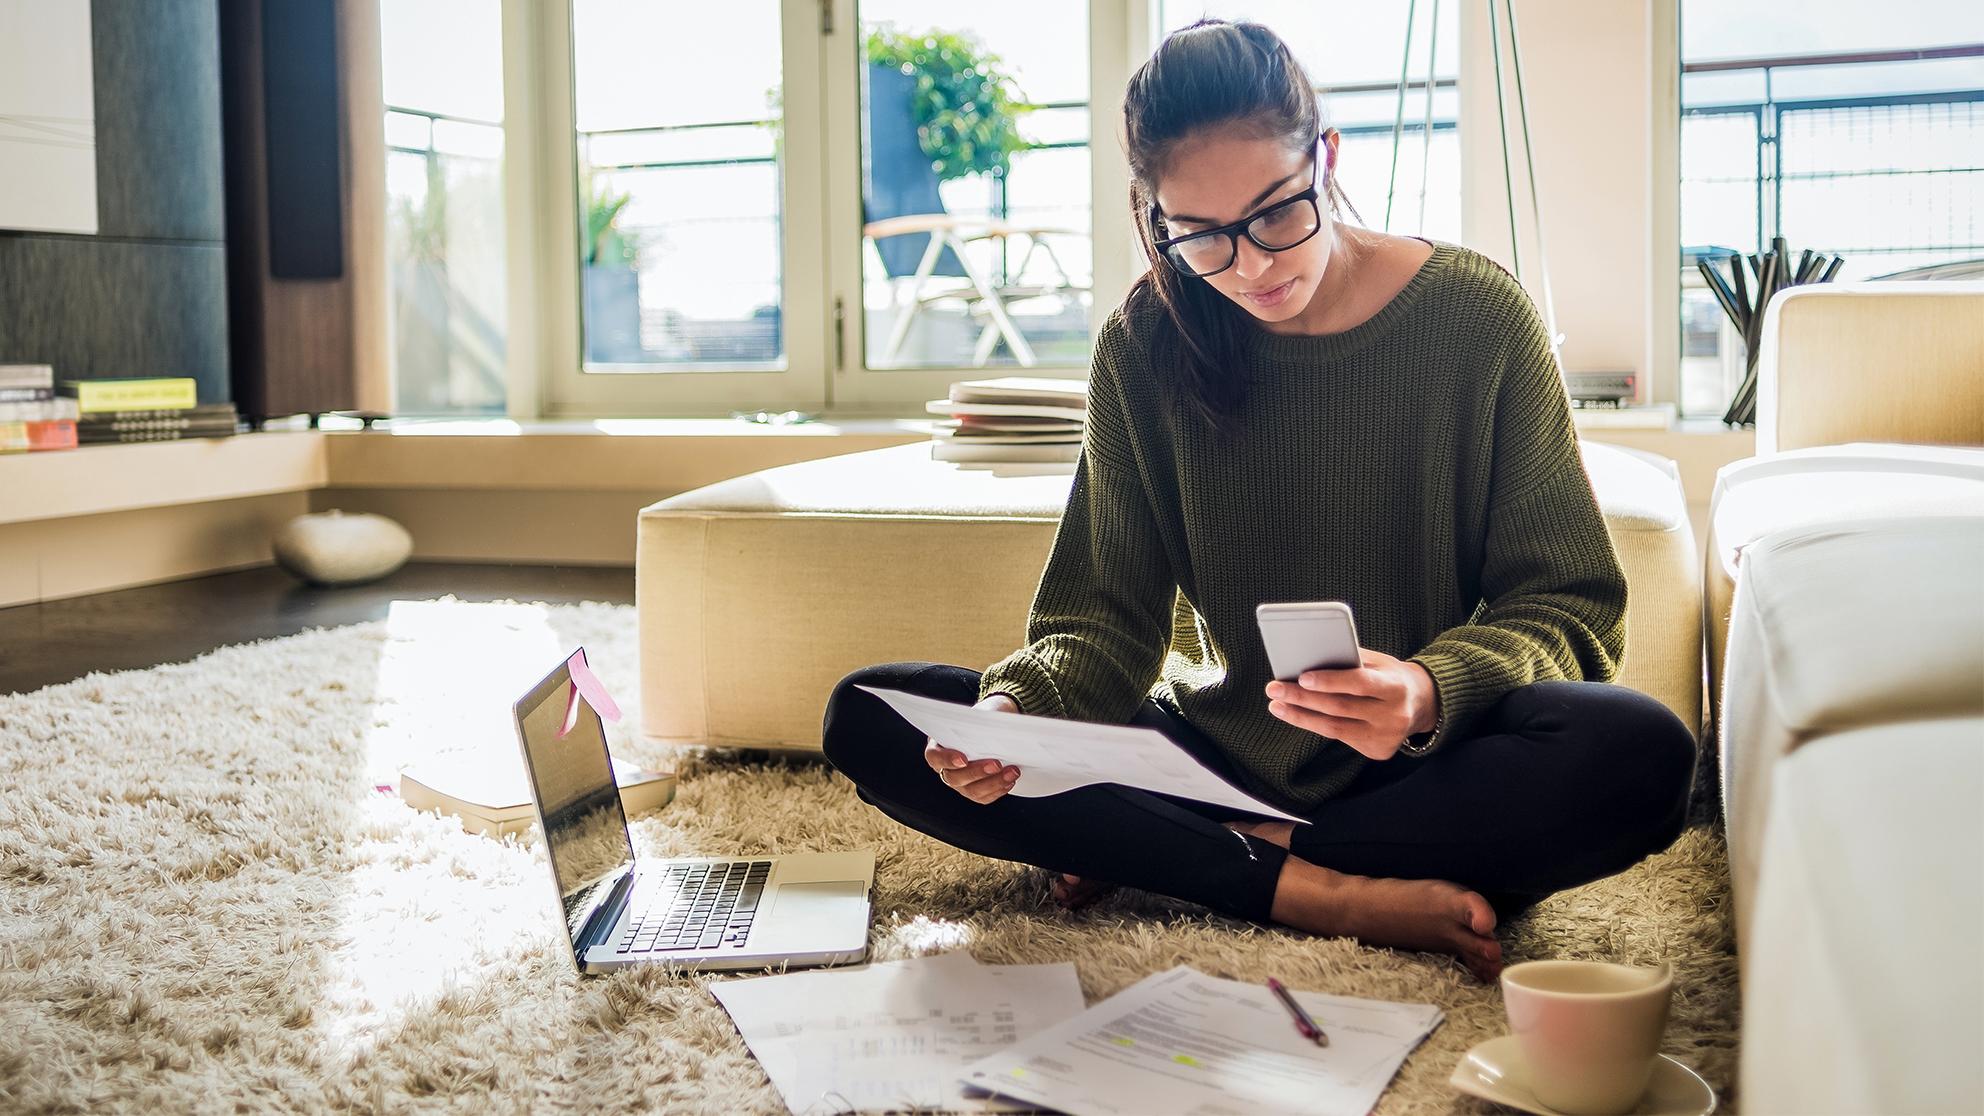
[1582,442,1704,738]
[1740,720,1984,1114]
[1704,443,1984,713]
[1720,515,1984,945]
[637,440,1702,750]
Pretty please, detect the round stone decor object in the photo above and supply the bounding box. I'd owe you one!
[272,510,413,585]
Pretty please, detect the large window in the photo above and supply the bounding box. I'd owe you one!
[856,2,1093,371]
[572,1,785,371]
[381,0,508,415]
[530,0,1104,415]
[375,1,1460,417]
[1160,2,1463,244]
[1678,2,1984,417]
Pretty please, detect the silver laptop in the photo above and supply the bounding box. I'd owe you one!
[514,650,874,974]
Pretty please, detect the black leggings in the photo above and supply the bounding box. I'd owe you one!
[821,663,1697,924]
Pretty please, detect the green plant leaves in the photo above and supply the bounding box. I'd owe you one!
[867,26,1034,183]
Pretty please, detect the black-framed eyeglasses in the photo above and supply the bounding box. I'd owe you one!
[1151,155,1325,278]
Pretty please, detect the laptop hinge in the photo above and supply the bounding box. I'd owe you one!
[574,866,635,955]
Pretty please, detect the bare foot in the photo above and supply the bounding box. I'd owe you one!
[1047,872,1116,910]
[1271,857,1504,982]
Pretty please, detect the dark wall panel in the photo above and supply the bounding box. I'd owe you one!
[259,0,343,279]
[0,237,229,402]
[92,0,227,242]
[0,0,230,399]
[220,0,356,418]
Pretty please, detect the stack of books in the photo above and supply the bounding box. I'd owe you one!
[397,756,677,839]
[924,377,1087,472]
[58,378,240,444]
[0,364,79,453]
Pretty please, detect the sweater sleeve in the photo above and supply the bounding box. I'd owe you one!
[1408,309,1629,752]
[977,317,1174,723]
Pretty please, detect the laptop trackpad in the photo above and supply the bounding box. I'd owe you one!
[769,880,866,921]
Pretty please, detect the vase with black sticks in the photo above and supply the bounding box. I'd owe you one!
[1697,236,1845,426]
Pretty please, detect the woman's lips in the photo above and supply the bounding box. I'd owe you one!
[1242,277,1297,309]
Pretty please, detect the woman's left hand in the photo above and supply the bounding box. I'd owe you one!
[1265,648,1439,761]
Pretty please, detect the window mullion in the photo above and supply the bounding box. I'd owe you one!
[820,0,863,409]
[513,0,582,418]
[1091,0,1145,334]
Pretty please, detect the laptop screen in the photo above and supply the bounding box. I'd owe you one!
[514,655,634,940]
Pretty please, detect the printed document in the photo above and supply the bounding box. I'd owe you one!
[856,686,1304,823]
[711,950,1087,1114]
[958,965,1443,1116]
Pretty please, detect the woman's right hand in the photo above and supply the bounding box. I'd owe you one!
[925,693,1022,804]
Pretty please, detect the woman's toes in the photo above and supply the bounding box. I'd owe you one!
[1461,890,1498,936]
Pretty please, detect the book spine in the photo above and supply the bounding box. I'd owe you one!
[77,404,233,420]
[0,398,80,422]
[27,419,78,451]
[64,379,200,412]
[0,387,53,404]
[0,364,56,390]
[76,430,236,445]
[78,409,236,430]
[78,419,237,434]
[0,421,75,452]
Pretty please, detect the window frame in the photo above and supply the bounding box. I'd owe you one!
[497,0,1143,419]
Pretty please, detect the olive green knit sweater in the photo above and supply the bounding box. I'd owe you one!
[977,243,1627,814]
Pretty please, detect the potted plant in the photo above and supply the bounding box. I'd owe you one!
[864,28,1032,183]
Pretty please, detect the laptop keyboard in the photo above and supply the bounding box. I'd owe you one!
[618,860,772,954]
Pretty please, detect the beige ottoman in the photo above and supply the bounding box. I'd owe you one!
[637,440,1702,750]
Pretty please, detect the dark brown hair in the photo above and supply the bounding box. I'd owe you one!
[1123,19,1353,432]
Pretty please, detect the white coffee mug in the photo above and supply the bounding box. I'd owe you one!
[1501,959,1674,1115]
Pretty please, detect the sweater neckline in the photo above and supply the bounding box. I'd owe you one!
[1244,239,1457,365]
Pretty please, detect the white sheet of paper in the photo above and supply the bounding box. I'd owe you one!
[856,685,1305,823]
[957,965,1444,1116]
[711,951,1087,1114]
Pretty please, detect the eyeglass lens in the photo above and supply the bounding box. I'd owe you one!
[1165,195,1321,277]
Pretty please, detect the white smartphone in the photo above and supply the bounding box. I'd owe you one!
[1255,601,1362,682]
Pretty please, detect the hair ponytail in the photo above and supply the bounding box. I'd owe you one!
[1122,19,1347,433]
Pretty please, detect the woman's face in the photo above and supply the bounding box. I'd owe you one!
[1151,130,1337,325]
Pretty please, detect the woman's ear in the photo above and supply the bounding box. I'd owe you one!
[1321,128,1340,177]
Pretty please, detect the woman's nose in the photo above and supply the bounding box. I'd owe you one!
[1231,237,1274,281]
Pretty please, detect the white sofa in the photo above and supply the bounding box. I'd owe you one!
[1710,283,1984,1113]
[635,439,1702,752]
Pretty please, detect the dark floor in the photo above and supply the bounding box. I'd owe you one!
[0,563,635,695]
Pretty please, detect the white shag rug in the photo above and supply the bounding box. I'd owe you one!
[0,600,1739,1113]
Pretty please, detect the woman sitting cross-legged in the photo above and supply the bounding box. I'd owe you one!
[821,18,1695,982]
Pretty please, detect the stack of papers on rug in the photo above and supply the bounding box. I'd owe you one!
[926,377,1087,472]
[960,966,1445,1116]
[710,951,1087,1113]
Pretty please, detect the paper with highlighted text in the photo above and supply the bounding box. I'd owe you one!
[958,965,1444,1116]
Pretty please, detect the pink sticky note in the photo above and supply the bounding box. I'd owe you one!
[556,647,623,738]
